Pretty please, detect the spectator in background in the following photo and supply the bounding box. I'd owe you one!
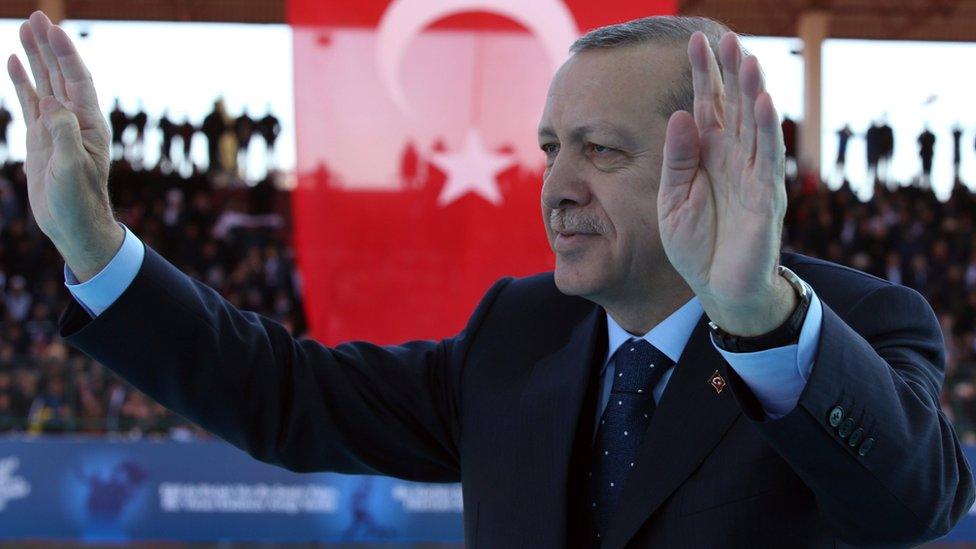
[158,110,178,173]
[118,390,152,436]
[202,99,227,174]
[235,108,255,179]
[834,124,853,184]
[131,100,149,167]
[0,99,11,164]
[884,251,904,285]
[28,374,72,433]
[257,105,281,170]
[878,116,894,188]
[866,120,881,184]
[918,125,936,189]
[3,275,31,324]
[953,124,963,183]
[217,107,239,180]
[108,98,129,163]
[0,174,23,233]
[0,371,16,430]
[176,117,197,175]
[73,367,104,434]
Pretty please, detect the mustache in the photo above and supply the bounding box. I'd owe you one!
[549,209,608,235]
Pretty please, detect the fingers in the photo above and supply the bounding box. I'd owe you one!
[19,20,52,98]
[753,91,784,185]
[718,33,742,137]
[48,25,104,130]
[738,55,763,161]
[688,31,724,132]
[7,55,39,124]
[28,11,68,104]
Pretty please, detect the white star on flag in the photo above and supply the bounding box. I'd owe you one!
[429,128,516,207]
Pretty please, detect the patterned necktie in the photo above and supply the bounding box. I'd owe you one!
[589,338,674,543]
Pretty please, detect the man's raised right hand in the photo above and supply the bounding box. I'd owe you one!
[7,10,122,283]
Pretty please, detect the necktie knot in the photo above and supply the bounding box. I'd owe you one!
[610,338,673,395]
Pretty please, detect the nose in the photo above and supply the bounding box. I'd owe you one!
[541,152,592,211]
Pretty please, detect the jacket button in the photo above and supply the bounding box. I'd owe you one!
[858,437,875,456]
[848,427,864,447]
[838,418,855,438]
[828,406,844,427]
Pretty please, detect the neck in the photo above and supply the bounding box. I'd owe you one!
[600,268,696,335]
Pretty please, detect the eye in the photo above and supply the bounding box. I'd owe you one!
[540,142,559,155]
[589,143,615,155]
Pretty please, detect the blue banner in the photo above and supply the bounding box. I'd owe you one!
[0,438,975,542]
[0,438,463,542]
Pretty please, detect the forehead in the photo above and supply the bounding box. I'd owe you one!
[539,43,684,138]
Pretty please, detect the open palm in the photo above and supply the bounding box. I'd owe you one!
[658,31,787,309]
[7,11,111,246]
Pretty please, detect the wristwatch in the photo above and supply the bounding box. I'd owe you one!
[708,265,811,353]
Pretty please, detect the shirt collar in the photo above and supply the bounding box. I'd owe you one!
[602,296,704,375]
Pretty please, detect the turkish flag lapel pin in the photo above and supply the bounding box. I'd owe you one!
[708,370,726,395]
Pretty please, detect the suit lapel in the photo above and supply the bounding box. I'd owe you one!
[514,305,605,546]
[602,313,743,549]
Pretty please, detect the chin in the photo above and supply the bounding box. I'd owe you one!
[553,261,605,298]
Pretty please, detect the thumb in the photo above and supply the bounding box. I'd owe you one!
[39,95,83,157]
[658,110,701,213]
[661,110,701,188]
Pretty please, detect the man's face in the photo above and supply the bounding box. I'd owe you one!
[538,43,683,303]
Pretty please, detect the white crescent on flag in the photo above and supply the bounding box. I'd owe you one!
[376,0,580,118]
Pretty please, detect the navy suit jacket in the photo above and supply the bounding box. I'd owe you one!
[58,243,974,548]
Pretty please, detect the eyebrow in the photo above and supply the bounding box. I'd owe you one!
[537,123,638,149]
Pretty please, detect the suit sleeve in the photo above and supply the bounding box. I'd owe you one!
[58,242,509,482]
[721,282,976,546]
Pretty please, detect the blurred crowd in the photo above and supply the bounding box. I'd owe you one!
[5,145,976,442]
[0,158,304,439]
[784,178,976,442]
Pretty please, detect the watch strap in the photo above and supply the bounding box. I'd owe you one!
[708,265,812,353]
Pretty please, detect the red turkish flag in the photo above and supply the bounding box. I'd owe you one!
[287,0,676,345]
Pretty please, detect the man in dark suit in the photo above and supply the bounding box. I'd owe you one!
[9,11,975,548]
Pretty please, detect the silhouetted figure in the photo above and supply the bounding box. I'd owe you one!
[234,109,255,179]
[158,110,177,172]
[108,98,129,162]
[130,101,148,166]
[953,125,963,182]
[877,117,894,187]
[256,106,281,170]
[834,124,853,183]
[217,107,239,178]
[918,126,936,189]
[866,122,881,184]
[0,99,11,163]
[202,99,227,173]
[176,118,196,175]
